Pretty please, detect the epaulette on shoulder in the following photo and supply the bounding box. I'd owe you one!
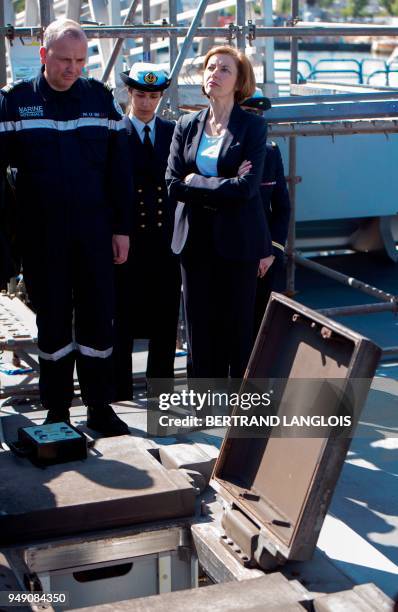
[1,80,30,95]
[1,84,13,94]
[88,77,113,94]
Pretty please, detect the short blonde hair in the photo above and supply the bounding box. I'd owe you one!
[203,46,256,103]
[43,19,87,50]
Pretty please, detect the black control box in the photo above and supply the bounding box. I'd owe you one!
[17,422,87,464]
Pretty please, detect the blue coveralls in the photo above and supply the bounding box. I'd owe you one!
[0,69,132,410]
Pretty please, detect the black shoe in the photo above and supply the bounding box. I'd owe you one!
[43,408,71,425]
[86,405,129,436]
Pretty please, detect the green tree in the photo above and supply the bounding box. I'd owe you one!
[342,0,368,17]
[379,0,398,15]
[276,0,291,14]
[14,0,25,13]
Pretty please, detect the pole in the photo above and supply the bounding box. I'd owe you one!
[168,0,179,116]
[142,0,151,61]
[157,0,210,115]
[286,0,299,295]
[9,24,398,39]
[268,119,398,138]
[0,0,6,87]
[317,302,398,317]
[294,253,398,304]
[236,0,245,50]
[262,0,275,86]
[101,0,140,83]
[39,0,51,28]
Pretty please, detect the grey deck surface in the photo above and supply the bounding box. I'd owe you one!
[77,574,310,611]
[1,257,398,600]
[0,435,196,544]
[1,370,397,599]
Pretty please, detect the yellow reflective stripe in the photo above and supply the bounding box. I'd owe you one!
[272,241,285,253]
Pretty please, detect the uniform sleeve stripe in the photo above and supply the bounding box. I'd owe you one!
[5,117,126,132]
[272,241,285,252]
[0,121,15,133]
[109,119,126,131]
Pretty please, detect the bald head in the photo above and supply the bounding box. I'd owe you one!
[40,19,87,91]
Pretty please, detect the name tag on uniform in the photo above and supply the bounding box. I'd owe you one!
[18,105,44,118]
[261,181,276,186]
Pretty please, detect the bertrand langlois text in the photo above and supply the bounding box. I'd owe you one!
[153,390,353,430]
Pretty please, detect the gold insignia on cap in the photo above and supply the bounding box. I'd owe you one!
[144,72,158,84]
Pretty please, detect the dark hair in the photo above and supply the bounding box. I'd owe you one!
[126,86,162,114]
[202,46,256,103]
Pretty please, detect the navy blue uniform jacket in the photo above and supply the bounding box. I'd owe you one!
[0,71,132,239]
[123,115,176,247]
[166,104,271,261]
[261,142,290,255]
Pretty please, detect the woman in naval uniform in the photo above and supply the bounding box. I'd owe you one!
[113,63,181,399]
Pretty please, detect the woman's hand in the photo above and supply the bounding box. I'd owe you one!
[237,160,252,177]
[258,255,275,278]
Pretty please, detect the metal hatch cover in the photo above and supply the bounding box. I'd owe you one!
[211,293,381,569]
[0,436,196,544]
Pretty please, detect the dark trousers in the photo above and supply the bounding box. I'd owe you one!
[23,230,115,410]
[113,240,181,401]
[181,236,259,380]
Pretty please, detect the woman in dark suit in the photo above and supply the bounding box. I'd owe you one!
[166,46,271,380]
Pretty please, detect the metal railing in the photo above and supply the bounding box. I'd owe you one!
[276,57,398,88]
[308,58,364,84]
[367,68,398,86]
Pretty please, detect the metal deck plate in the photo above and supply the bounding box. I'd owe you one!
[0,295,37,350]
[0,436,196,544]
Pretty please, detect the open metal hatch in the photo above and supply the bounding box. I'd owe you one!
[211,293,381,570]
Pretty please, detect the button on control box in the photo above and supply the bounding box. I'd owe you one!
[17,422,87,464]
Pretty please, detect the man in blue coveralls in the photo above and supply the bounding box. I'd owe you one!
[0,19,132,435]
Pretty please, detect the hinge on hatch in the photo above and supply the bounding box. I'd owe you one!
[220,506,285,570]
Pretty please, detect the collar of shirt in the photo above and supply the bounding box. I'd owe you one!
[129,114,156,145]
[36,66,82,101]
